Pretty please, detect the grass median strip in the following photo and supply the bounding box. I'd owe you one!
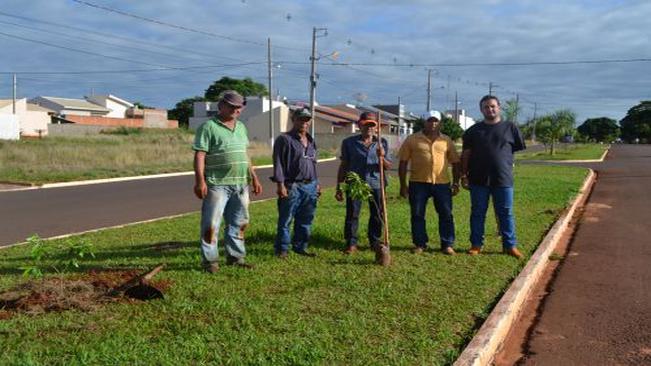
[0,164,587,365]
[516,143,607,161]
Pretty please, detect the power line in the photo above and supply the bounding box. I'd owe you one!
[278,58,651,67]
[0,61,266,75]
[72,0,308,52]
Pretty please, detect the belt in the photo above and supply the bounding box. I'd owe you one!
[289,179,314,184]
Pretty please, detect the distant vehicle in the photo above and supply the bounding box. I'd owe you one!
[561,135,574,143]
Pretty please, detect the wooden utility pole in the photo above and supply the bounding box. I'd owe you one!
[426,69,432,111]
[12,74,17,114]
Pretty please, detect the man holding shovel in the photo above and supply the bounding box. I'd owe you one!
[335,111,392,255]
[398,110,461,255]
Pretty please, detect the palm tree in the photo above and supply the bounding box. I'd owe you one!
[535,109,576,155]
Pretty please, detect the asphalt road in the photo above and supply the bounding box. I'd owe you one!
[520,144,651,365]
[0,160,339,247]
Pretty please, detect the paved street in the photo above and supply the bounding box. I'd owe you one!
[520,144,651,365]
[0,160,339,247]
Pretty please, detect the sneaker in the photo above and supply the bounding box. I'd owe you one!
[442,247,456,255]
[411,247,424,254]
[344,245,358,255]
[468,246,482,255]
[504,247,523,259]
[294,250,317,257]
[204,263,219,273]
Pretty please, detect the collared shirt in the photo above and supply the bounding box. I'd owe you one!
[340,135,391,189]
[270,130,318,184]
[462,120,525,187]
[398,131,460,184]
[192,117,250,186]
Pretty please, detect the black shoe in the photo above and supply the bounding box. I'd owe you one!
[294,250,317,257]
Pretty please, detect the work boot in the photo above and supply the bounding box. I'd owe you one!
[204,262,219,274]
[344,245,358,255]
[411,246,425,254]
[468,246,482,255]
[276,251,288,260]
[442,247,456,255]
[504,247,523,259]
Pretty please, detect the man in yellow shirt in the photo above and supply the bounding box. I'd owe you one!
[398,110,461,255]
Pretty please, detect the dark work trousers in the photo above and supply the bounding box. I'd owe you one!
[344,188,384,248]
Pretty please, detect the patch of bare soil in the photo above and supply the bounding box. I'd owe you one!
[0,269,170,319]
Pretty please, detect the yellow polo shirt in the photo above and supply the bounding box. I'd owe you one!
[398,132,460,184]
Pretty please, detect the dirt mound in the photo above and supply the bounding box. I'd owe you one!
[0,269,170,318]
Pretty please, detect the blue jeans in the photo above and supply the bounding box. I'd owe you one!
[200,185,250,265]
[275,181,318,254]
[469,185,517,249]
[345,188,383,248]
[408,182,455,249]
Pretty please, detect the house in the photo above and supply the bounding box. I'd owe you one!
[30,96,111,117]
[327,104,401,136]
[443,109,476,130]
[29,95,178,129]
[374,103,417,136]
[0,98,52,138]
[85,94,134,118]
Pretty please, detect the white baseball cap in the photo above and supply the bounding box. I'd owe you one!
[421,110,442,121]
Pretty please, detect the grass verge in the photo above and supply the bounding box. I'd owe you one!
[0,129,334,185]
[516,143,607,161]
[0,164,588,365]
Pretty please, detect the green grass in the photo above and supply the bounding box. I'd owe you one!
[0,164,588,365]
[517,143,608,161]
[0,130,334,185]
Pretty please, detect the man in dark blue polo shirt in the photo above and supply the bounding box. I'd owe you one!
[335,112,392,254]
[271,107,319,258]
[461,95,526,258]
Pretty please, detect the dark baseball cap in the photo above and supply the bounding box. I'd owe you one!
[358,111,378,125]
[292,107,312,119]
[219,90,246,107]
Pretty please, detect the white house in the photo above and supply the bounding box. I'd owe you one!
[85,94,134,118]
[0,98,51,138]
[444,109,476,130]
[30,96,110,117]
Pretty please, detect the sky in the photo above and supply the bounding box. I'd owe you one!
[0,0,649,123]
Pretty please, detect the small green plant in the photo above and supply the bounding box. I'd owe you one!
[18,234,97,277]
[341,172,373,201]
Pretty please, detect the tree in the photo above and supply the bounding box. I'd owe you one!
[441,115,464,141]
[168,96,206,128]
[535,109,576,155]
[577,117,620,143]
[204,77,268,101]
[502,98,522,123]
[620,101,651,143]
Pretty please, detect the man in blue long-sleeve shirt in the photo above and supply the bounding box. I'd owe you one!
[270,107,320,258]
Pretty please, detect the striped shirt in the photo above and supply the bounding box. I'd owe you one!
[192,118,250,186]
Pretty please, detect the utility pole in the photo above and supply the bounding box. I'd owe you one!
[454,91,459,124]
[532,102,538,143]
[397,96,402,137]
[12,74,17,114]
[309,27,327,138]
[267,38,274,149]
[514,93,520,124]
[426,69,432,111]
[446,74,450,112]
[489,82,499,95]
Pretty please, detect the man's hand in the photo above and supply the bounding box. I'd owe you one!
[316,184,322,198]
[399,184,409,199]
[194,181,208,199]
[276,183,288,198]
[451,183,460,196]
[460,176,470,190]
[335,188,344,202]
[251,177,262,195]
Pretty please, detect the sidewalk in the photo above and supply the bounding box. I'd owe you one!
[520,144,651,365]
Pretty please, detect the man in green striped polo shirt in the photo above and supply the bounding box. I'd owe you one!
[192,90,262,273]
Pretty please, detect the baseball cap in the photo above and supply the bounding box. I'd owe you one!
[292,107,312,119]
[421,110,442,121]
[358,111,378,126]
[219,90,246,107]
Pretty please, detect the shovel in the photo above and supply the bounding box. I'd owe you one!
[109,263,165,300]
[375,112,392,266]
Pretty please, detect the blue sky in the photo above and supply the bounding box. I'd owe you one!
[0,0,649,123]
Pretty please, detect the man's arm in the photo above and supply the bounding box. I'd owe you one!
[335,160,348,201]
[398,160,409,198]
[249,165,262,195]
[460,149,471,190]
[193,151,207,199]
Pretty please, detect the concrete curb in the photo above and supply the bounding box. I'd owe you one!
[454,168,598,366]
[521,145,610,164]
[1,157,338,191]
